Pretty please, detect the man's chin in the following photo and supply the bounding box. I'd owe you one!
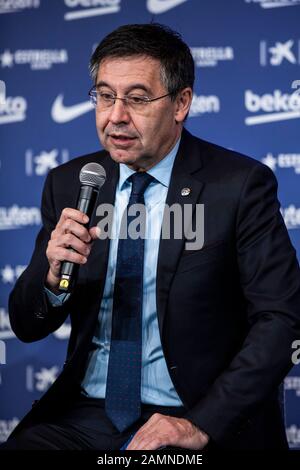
[109,151,138,166]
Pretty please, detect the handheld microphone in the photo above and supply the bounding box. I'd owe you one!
[58,162,106,292]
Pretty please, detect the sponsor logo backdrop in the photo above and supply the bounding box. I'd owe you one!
[0,0,299,446]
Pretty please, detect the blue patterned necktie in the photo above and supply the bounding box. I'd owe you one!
[105,171,154,432]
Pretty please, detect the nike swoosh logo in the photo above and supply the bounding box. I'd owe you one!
[51,94,93,123]
[147,0,188,14]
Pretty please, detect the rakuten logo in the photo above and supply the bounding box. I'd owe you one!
[245,86,300,125]
[0,205,41,230]
[0,0,39,14]
[189,93,220,117]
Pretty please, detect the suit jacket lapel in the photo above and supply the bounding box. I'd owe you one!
[156,129,205,336]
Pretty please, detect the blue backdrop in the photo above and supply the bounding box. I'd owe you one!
[1,0,300,447]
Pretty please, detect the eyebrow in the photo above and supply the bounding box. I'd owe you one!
[95,81,151,94]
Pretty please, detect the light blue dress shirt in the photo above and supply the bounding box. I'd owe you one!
[47,138,183,406]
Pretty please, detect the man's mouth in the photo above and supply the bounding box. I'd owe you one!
[109,134,137,145]
[110,134,135,139]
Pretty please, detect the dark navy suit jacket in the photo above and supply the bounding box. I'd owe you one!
[9,129,300,449]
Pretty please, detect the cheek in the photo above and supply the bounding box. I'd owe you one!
[136,118,159,141]
[96,114,107,133]
[151,117,172,140]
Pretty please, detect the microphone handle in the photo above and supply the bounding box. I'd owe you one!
[58,185,98,292]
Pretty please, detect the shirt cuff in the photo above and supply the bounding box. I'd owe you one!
[44,287,70,307]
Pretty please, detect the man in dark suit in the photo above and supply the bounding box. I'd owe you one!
[2,23,300,451]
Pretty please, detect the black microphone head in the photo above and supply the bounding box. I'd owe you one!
[79,162,106,189]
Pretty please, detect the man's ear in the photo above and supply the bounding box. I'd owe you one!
[174,88,193,123]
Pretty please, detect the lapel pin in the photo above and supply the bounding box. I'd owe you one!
[181,187,191,196]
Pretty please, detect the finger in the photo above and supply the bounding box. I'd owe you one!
[51,246,88,265]
[128,415,185,450]
[89,226,101,240]
[51,222,89,244]
[59,208,89,225]
[126,415,165,450]
[127,432,168,450]
[56,233,91,256]
[128,430,168,450]
[58,219,91,243]
[131,413,162,437]
[56,209,89,234]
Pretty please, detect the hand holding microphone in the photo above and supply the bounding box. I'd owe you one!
[45,163,106,294]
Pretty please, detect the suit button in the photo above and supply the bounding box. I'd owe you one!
[34,309,45,319]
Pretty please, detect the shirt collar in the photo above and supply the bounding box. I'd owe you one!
[118,137,181,191]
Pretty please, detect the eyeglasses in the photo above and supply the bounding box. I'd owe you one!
[88,86,171,111]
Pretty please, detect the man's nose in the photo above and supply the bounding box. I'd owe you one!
[108,98,130,124]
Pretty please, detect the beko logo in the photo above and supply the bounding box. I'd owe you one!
[64,0,121,21]
[0,308,14,340]
[245,82,300,125]
[0,95,27,125]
